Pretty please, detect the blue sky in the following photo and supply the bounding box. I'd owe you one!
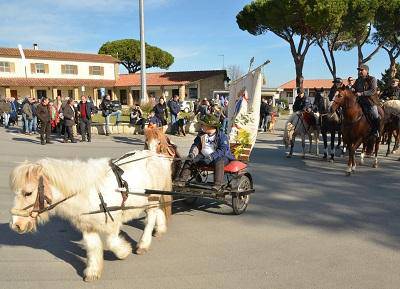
[0,0,393,87]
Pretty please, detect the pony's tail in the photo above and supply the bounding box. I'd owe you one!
[160,195,172,222]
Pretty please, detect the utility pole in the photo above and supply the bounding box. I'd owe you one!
[139,0,147,103]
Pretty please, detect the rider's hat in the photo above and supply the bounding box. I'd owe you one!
[199,114,221,128]
[392,78,399,82]
[357,64,369,72]
[332,77,343,84]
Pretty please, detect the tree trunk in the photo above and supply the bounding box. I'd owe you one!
[390,56,397,79]
[294,58,304,92]
[357,44,363,67]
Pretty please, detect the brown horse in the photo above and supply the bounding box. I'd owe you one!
[144,125,182,219]
[331,88,384,175]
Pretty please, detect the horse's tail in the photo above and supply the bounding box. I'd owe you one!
[283,114,296,148]
[160,195,172,222]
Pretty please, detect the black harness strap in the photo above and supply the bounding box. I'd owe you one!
[109,160,129,208]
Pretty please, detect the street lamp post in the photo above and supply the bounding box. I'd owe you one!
[139,0,147,103]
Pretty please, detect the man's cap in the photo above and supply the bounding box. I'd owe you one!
[357,64,369,71]
[198,114,221,128]
[333,77,343,84]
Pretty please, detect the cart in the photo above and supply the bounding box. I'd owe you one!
[172,159,254,215]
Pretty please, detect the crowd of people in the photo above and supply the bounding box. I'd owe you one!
[129,94,230,136]
[0,94,112,145]
[0,92,233,144]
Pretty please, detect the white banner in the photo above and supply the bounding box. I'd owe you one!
[227,68,263,160]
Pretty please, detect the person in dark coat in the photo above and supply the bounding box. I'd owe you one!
[328,77,343,101]
[259,98,273,132]
[62,98,77,143]
[168,95,181,135]
[77,95,94,142]
[175,114,235,190]
[353,64,380,137]
[293,90,312,112]
[153,97,168,129]
[36,97,52,145]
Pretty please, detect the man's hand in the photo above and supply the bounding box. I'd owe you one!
[203,155,213,165]
[356,92,362,97]
[188,152,195,159]
[193,154,203,163]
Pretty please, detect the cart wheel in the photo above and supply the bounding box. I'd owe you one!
[232,175,251,215]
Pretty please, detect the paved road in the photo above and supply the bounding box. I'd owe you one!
[0,123,399,289]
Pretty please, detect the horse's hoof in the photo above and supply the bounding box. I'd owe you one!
[286,155,292,159]
[135,247,149,255]
[329,159,334,163]
[346,171,351,176]
[83,269,101,282]
[152,230,166,238]
[386,153,390,157]
[372,163,378,168]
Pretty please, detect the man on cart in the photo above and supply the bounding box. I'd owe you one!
[175,114,235,191]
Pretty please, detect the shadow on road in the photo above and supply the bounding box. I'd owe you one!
[112,136,144,146]
[12,137,41,144]
[245,137,400,250]
[0,216,145,279]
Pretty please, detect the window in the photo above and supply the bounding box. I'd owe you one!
[189,87,198,99]
[120,90,127,105]
[37,90,47,99]
[0,61,11,72]
[89,66,104,76]
[62,64,78,74]
[36,63,45,74]
[68,90,73,99]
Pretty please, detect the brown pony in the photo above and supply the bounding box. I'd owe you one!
[144,125,182,219]
[331,88,384,175]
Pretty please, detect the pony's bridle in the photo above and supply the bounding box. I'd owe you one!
[10,176,75,219]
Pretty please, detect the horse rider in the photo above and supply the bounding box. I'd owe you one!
[381,78,400,101]
[175,114,235,191]
[353,64,380,138]
[346,76,356,91]
[328,77,343,101]
[293,89,312,113]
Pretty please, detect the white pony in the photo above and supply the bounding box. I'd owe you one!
[9,150,173,282]
[283,112,320,158]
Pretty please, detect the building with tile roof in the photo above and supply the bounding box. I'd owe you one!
[0,45,227,106]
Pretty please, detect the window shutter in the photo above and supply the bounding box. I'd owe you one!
[89,66,93,75]
[100,66,104,76]
[61,65,66,74]
[44,64,49,74]
[31,63,36,74]
[10,62,15,73]
[74,65,78,74]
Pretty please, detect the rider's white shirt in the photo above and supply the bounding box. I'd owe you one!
[201,134,216,157]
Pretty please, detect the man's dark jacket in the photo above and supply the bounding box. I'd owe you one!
[36,103,51,123]
[77,101,95,120]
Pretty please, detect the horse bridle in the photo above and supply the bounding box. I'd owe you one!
[10,176,75,219]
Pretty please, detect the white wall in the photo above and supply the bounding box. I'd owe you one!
[0,56,116,80]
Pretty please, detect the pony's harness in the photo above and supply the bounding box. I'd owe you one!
[10,176,76,218]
